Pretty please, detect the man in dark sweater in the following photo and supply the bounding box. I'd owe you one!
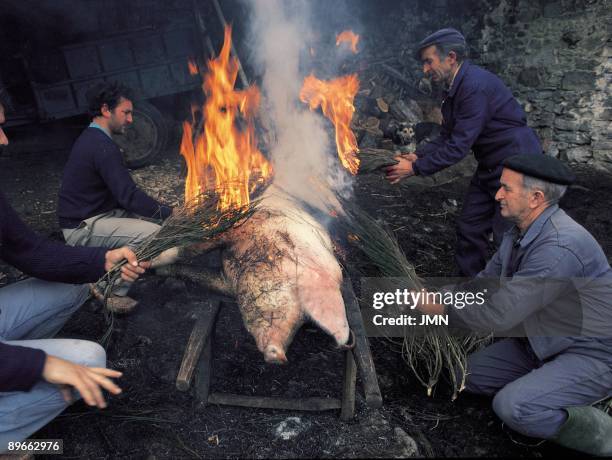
[58,81,174,313]
[0,190,149,452]
[385,29,542,277]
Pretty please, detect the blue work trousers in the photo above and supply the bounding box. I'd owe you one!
[465,338,612,439]
[456,166,510,277]
[0,279,105,452]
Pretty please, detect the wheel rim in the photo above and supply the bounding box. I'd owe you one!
[113,110,159,165]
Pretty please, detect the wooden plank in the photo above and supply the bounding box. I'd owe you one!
[340,350,357,421]
[176,299,221,391]
[194,334,213,401]
[342,279,383,408]
[208,393,342,411]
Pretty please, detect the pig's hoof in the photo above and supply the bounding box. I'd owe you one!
[264,345,288,364]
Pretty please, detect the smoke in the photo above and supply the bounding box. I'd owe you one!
[245,0,356,211]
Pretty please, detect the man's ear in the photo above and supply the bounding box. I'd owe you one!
[100,103,111,118]
[447,50,457,65]
[532,190,546,208]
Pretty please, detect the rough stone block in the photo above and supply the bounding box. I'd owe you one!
[561,71,596,91]
[595,108,612,121]
[565,146,592,163]
[593,150,612,163]
[592,140,612,150]
[554,131,591,145]
[518,67,545,87]
[553,117,590,131]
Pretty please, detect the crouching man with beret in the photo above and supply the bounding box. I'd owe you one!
[416,154,612,456]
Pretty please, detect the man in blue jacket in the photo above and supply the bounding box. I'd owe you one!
[58,82,174,313]
[415,154,612,456]
[0,109,152,451]
[0,189,149,452]
[386,28,542,276]
[0,101,148,453]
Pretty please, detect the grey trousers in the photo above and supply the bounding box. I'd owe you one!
[464,338,612,439]
[63,209,161,296]
[0,279,106,452]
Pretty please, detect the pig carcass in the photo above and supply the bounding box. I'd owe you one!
[177,184,350,363]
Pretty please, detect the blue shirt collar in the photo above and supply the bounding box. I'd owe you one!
[512,204,560,248]
[447,60,470,98]
[89,121,111,138]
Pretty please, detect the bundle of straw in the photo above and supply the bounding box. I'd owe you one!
[357,148,399,174]
[337,198,487,399]
[95,186,261,302]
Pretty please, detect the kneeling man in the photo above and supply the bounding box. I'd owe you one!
[416,154,612,456]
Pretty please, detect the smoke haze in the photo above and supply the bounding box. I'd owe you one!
[246,0,357,210]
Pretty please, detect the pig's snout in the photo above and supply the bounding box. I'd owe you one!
[264,344,288,364]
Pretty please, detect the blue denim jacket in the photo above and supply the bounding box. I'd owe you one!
[450,205,612,361]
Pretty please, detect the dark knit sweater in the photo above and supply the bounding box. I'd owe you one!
[57,127,172,229]
[0,191,107,392]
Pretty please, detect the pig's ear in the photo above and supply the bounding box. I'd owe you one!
[298,272,349,346]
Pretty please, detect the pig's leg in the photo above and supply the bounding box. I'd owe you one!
[235,268,303,364]
[297,265,349,346]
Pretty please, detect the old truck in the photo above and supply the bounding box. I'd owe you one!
[2,20,207,167]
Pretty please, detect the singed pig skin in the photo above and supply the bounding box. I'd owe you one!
[221,185,350,363]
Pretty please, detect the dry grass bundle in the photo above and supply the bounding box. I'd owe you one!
[357,148,399,174]
[337,199,488,399]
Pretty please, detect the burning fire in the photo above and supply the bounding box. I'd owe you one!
[300,73,360,175]
[187,59,199,75]
[180,26,271,210]
[336,30,360,54]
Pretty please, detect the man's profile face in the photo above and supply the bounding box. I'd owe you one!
[420,45,454,84]
[107,97,133,135]
[496,168,530,222]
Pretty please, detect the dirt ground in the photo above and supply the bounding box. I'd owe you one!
[1,120,610,458]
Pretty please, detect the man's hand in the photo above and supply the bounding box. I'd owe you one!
[400,152,418,162]
[104,247,151,282]
[42,355,122,409]
[385,155,417,184]
[413,290,446,316]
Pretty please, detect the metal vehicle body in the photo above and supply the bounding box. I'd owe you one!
[3,22,204,167]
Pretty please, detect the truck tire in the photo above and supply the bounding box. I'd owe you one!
[114,100,168,169]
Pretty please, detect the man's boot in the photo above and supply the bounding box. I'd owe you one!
[89,284,138,314]
[553,406,612,456]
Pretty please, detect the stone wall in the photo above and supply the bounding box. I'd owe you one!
[473,0,611,171]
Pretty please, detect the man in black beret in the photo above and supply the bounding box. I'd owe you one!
[386,28,543,277]
[415,154,612,456]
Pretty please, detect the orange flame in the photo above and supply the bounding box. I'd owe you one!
[300,73,360,175]
[187,59,199,75]
[336,30,359,53]
[180,26,271,210]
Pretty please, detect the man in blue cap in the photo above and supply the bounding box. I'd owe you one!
[386,28,542,276]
